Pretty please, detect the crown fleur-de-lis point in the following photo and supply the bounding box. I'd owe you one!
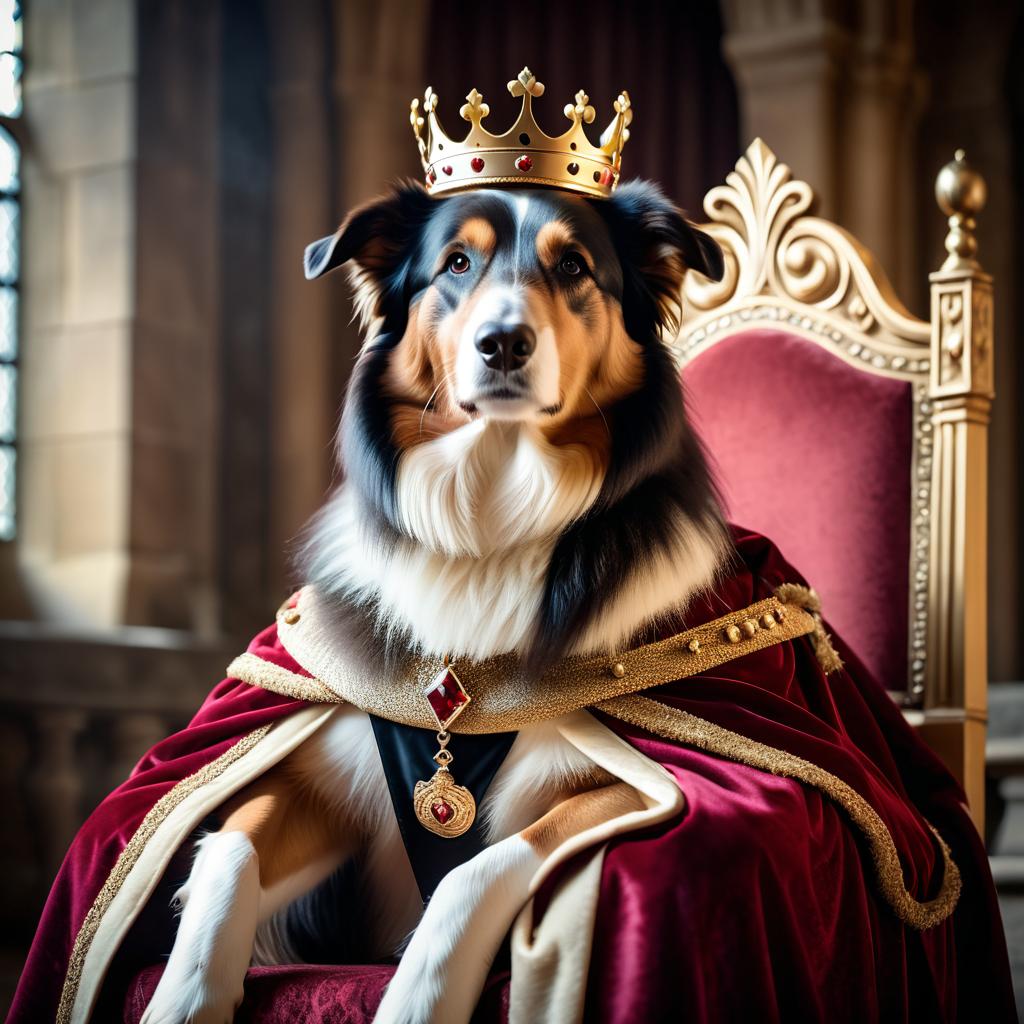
[459,87,490,125]
[508,66,545,98]
[614,90,633,125]
[423,87,439,114]
[563,89,596,125]
[409,98,427,158]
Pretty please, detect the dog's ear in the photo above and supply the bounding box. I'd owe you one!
[597,180,724,337]
[304,181,433,322]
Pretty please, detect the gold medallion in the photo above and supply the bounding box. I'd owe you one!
[413,733,476,838]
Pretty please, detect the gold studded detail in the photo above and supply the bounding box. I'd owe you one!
[283,610,301,626]
[725,624,742,644]
[741,619,758,638]
[761,612,777,629]
[610,662,626,678]
[687,638,701,654]
[775,605,786,621]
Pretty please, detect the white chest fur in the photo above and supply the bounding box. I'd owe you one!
[283,704,596,957]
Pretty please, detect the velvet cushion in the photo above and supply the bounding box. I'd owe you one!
[123,964,511,1023]
[681,328,912,693]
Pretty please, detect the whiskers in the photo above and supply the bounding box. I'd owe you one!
[557,355,612,440]
[582,385,611,439]
[419,371,456,437]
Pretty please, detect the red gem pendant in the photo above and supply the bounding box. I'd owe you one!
[515,154,533,173]
[423,665,471,730]
[414,663,476,838]
[471,156,485,172]
[431,799,454,825]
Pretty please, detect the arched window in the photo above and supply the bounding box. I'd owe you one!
[0,0,19,540]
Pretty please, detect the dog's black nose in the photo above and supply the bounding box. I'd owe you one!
[474,322,536,372]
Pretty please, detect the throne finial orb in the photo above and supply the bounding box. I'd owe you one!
[935,149,987,271]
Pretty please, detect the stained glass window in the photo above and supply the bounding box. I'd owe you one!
[0,0,18,540]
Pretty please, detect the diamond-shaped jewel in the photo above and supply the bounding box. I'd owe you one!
[423,666,471,730]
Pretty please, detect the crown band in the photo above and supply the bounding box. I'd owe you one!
[410,67,632,200]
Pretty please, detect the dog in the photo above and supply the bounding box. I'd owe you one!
[139,179,726,1024]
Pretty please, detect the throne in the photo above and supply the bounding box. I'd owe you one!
[124,142,993,1021]
[675,139,993,828]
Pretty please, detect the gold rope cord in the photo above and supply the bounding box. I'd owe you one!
[259,587,833,732]
[56,725,273,1024]
[226,652,344,704]
[596,693,961,930]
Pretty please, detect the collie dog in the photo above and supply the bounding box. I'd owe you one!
[141,180,726,1024]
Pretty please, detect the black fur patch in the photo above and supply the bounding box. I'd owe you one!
[525,183,728,669]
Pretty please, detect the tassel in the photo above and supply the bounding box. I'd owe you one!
[775,583,844,675]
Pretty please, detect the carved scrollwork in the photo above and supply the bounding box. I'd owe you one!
[681,139,929,359]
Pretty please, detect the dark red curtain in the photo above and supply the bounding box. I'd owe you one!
[426,0,739,214]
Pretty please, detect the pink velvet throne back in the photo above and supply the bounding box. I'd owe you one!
[682,327,912,694]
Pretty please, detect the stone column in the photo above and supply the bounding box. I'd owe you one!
[328,0,427,379]
[18,0,221,632]
[721,0,920,296]
[264,1,338,600]
[19,0,140,626]
[29,707,87,876]
[721,1,848,221]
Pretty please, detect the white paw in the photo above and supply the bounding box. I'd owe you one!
[140,978,243,1024]
[373,838,539,1024]
[141,831,260,1024]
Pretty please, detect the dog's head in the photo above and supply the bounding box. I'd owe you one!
[303,181,727,664]
[307,182,720,427]
[306,181,721,490]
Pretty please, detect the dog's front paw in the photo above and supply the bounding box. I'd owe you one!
[373,974,438,1024]
[139,978,243,1024]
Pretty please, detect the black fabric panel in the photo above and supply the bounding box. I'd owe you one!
[369,716,517,903]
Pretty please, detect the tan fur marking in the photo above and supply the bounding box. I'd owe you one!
[537,295,644,461]
[385,290,471,450]
[534,221,594,270]
[521,781,645,860]
[218,767,344,890]
[455,217,497,259]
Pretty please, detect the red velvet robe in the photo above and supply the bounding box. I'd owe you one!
[9,528,1016,1023]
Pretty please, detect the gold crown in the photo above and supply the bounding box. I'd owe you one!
[410,67,632,200]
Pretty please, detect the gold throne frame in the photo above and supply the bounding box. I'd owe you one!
[674,139,994,826]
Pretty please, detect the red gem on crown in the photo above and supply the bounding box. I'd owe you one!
[515,154,533,173]
[471,156,485,172]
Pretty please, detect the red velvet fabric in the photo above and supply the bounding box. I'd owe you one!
[11,529,1013,1023]
[682,328,913,694]
[582,526,1012,1021]
[122,965,511,1023]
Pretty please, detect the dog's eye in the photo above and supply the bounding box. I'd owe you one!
[446,252,471,275]
[558,253,584,277]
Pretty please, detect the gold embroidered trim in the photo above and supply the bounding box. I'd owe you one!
[775,582,844,673]
[56,725,273,1024]
[226,652,344,705]
[596,694,961,930]
[271,587,820,733]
